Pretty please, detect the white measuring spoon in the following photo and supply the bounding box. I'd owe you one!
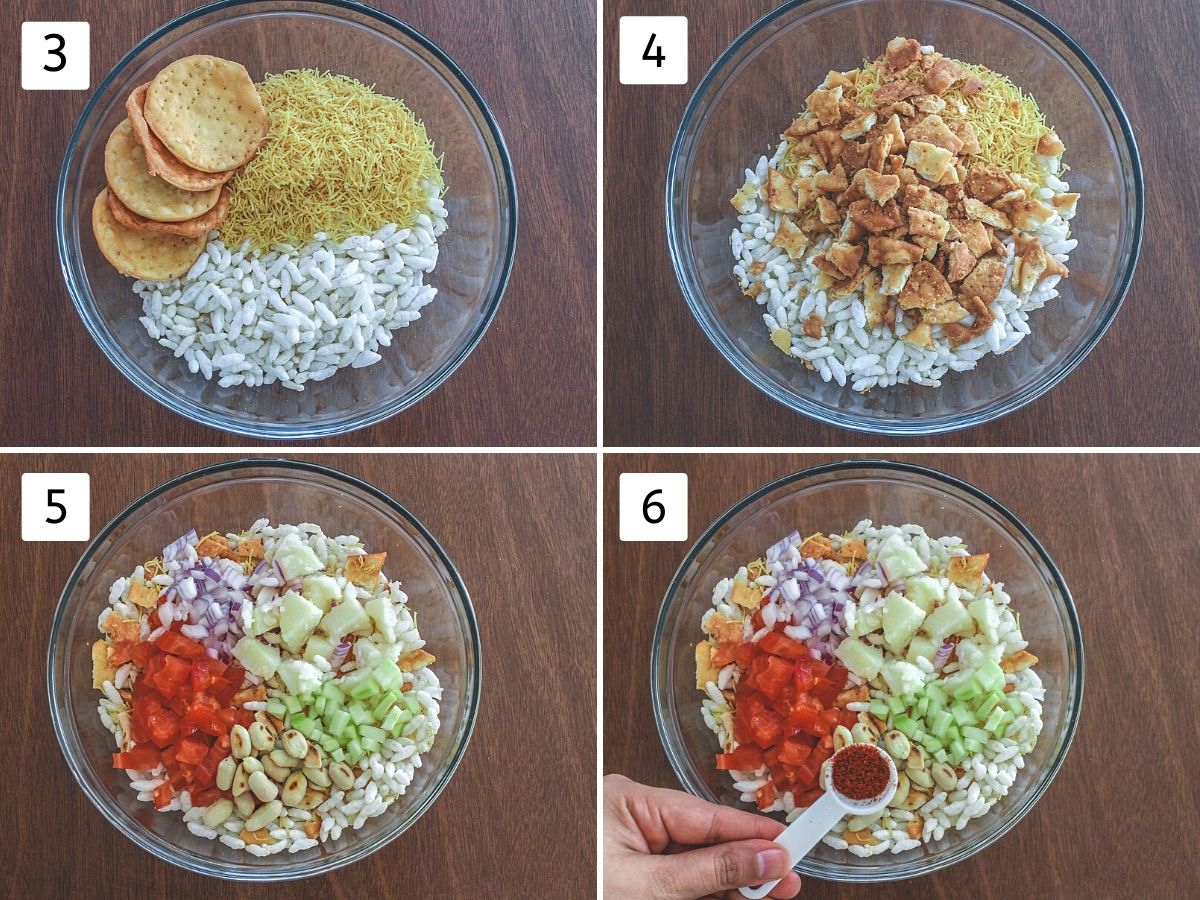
[739,744,898,899]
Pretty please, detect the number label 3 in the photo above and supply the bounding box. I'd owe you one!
[619,473,688,542]
[21,473,91,541]
[21,22,90,90]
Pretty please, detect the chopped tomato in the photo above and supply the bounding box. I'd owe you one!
[153,782,173,809]
[155,631,205,659]
[716,745,765,771]
[756,782,777,810]
[113,744,160,770]
[715,628,856,805]
[711,641,739,668]
[758,632,807,660]
[152,654,192,698]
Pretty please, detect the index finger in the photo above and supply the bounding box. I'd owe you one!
[645,783,786,846]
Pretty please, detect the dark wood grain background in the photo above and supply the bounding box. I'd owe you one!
[603,453,1200,898]
[0,452,595,898]
[0,0,595,447]
[603,0,1197,447]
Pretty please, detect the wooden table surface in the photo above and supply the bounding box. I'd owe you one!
[603,453,1200,898]
[0,0,595,447]
[603,0,1197,447]
[0,452,595,898]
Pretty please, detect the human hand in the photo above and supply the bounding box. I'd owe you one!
[604,774,802,900]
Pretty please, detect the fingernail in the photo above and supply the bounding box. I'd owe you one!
[755,847,788,879]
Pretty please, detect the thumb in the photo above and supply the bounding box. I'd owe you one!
[651,839,792,898]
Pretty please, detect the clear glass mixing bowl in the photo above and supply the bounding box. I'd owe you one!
[57,0,517,439]
[666,0,1142,435]
[48,459,481,880]
[652,460,1083,880]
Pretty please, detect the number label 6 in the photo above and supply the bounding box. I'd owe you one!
[619,473,687,541]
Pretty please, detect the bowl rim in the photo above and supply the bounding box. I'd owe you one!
[46,456,483,881]
[650,458,1085,881]
[665,0,1144,436]
[56,0,519,440]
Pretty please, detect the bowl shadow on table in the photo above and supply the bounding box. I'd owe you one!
[654,465,1081,879]
[671,0,1138,433]
[51,463,477,878]
[61,3,512,437]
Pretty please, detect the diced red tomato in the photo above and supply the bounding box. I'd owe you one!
[715,628,856,806]
[113,744,161,770]
[758,632,807,660]
[153,782,173,809]
[155,631,205,659]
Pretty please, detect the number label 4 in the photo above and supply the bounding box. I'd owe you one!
[619,473,688,541]
[619,16,688,85]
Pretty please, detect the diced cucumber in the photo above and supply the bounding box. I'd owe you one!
[327,708,350,736]
[906,635,938,665]
[1004,695,1024,715]
[886,696,906,716]
[933,748,948,763]
[331,748,345,763]
[381,706,403,732]
[279,589,323,651]
[951,703,976,726]
[232,635,281,680]
[291,715,315,737]
[882,592,926,654]
[319,734,340,755]
[922,597,973,642]
[835,639,884,681]
[929,709,953,739]
[360,737,381,753]
[359,724,387,742]
[976,692,1003,721]
[314,696,327,717]
[349,677,379,701]
[346,738,363,760]
[975,660,1005,694]
[910,727,927,743]
[283,693,303,715]
[869,699,890,718]
[348,703,372,725]
[916,696,929,717]
[963,736,982,753]
[372,692,399,721]
[304,635,337,664]
[320,596,371,641]
[921,735,943,755]
[948,739,966,762]
[265,700,288,718]
[373,658,405,694]
[962,725,990,742]
[951,676,982,702]
[893,715,917,738]
[403,695,421,716]
[923,682,947,706]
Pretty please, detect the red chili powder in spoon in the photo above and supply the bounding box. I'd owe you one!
[831,744,891,801]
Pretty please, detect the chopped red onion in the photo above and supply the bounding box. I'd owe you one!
[934,640,954,672]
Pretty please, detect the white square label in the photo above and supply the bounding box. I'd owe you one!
[619,473,688,542]
[22,22,90,90]
[22,473,91,541]
[619,16,687,85]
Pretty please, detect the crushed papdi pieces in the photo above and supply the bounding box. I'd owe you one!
[346,552,387,587]
[127,579,160,608]
[708,613,746,643]
[948,553,990,589]
[1001,650,1038,673]
[92,640,117,689]
[397,648,436,672]
[102,611,142,642]
[730,581,763,609]
[195,533,232,559]
[696,641,719,689]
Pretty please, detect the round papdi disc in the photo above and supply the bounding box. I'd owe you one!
[104,119,221,223]
[106,184,229,239]
[145,55,269,173]
[92,189,206,281]
[126,83,235,191]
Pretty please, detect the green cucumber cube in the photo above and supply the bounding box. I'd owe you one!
[373,659,404,694]
[282,694,303,715]
[360,737,381,753]
[962,725,989,742]
[349,677,379,701]
[869,699,890,718]
[348,703,372,725]
[963,737,983,753]
[372,692,399,721]
[265,700,288,718]
[291,715,315,737]
[359,724,387,742]
[975,660,1005,694]
[328,709,350,736]
[893,715,917,738]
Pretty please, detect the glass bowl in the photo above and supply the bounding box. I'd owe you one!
[57,0,517,440]
[47,459,481,880]
[666,0,1142,435]
[651,460,1083,881]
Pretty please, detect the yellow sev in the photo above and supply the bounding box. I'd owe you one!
[851,57,1050,185]
[222,69,444,250]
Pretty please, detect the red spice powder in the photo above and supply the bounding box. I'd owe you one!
[831,744,890,800]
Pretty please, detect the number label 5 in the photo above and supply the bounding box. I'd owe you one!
[21,473,91,541]
[619,473,688,542]
[21,22,90,90]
